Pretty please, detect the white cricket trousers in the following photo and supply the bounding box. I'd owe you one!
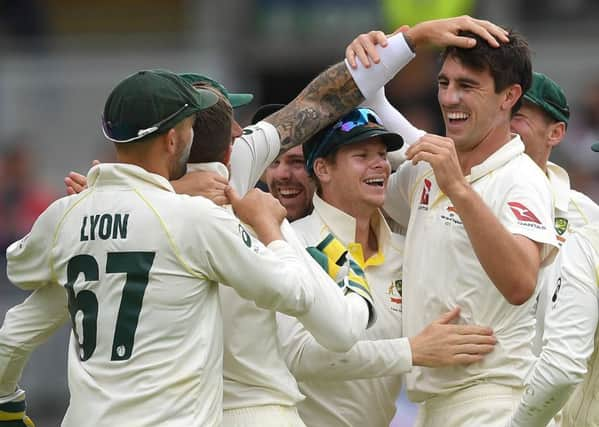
[414,383,524,427]
[223,405,307,427]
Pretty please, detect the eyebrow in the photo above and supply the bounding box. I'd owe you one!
[437,73,480,87]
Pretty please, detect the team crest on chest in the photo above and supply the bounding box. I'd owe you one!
[554,217,568,236]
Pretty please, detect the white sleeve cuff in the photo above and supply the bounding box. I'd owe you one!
[346,33,416,100]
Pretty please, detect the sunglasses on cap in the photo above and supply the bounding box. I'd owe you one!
[329,108,384,134]
[101,103,189,143]
[307,108,384,164]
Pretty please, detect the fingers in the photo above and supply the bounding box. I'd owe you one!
[434,307,460,325]
[224,185,240,205]
[346,31,387,69]
[349,40,370,68]
[91,159,101,166]
[460,16,509,48]
[64,173,87,195]
[345,45,358,68]
[209,192,229,206]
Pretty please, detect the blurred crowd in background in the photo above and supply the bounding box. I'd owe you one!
[1,0,598,425]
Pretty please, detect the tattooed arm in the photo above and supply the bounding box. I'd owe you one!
[263,15,508,155]
[265,62,363,154]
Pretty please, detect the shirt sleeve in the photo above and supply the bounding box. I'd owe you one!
[508,231,599,427]
[383,163,415,228]
[277,311,412,381]
[229,121,281,196]
[6,200,65,290]
[189,204,368,352]
[0,283,69,395]
[497,168,558,263]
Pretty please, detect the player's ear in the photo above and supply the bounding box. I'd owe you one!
[502,84,523,112]
[313,158,331,184]
[164,128,178,155]
[547,121,566,148]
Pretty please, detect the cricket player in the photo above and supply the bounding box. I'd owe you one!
[0,70,374,427]
[506,220,599,427]
[346,30,559,426]
[509,72,599,354]
[504,75,599,427]
[276,108,496,427]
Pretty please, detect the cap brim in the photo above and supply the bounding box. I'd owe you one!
[228,93,254,108]
[251,103,285,124]
[591,142,599,152]
[343,128,404,152]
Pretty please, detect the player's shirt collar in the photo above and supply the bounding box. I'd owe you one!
[546,162,571,214]
[86,163,175,192]
[468,134,526,183]
[187,162,230,180]
[312,194,391,257]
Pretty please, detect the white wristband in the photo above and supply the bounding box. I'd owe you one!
[345,33,416,100]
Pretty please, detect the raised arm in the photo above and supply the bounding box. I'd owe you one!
[264,16,509,155]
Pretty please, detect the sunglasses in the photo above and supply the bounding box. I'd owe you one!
[101,103,189,143]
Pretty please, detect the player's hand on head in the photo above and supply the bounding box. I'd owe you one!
[345,30,389,69]
[405,15,509,49]
[0,389,35,427]
[171,170,229,204]
[409,307,497,367]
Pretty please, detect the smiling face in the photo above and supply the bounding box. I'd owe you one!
[265,145,314,221]
[437,56,512,153]
[510,100,564,169]
[315,137,390,217]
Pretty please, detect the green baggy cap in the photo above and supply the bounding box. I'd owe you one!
[102,69,218,143]
[523,72,570,125]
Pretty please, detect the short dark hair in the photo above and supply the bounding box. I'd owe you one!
[188,85,233,164]
[441,30,532,113]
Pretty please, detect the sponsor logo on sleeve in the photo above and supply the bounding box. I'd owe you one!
[508,201,546,230]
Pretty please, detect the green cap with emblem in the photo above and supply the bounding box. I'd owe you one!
[523,72,570,125]
[179,73,253,108]
[102,69,218,143]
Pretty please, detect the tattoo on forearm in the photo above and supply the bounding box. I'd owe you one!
[265,61,365,154]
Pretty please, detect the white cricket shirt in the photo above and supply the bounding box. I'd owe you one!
[533,162,599,354]
[279,194,411,427]
[385,136,558,401]
[508,224,599,427]
[5,163,321,427]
